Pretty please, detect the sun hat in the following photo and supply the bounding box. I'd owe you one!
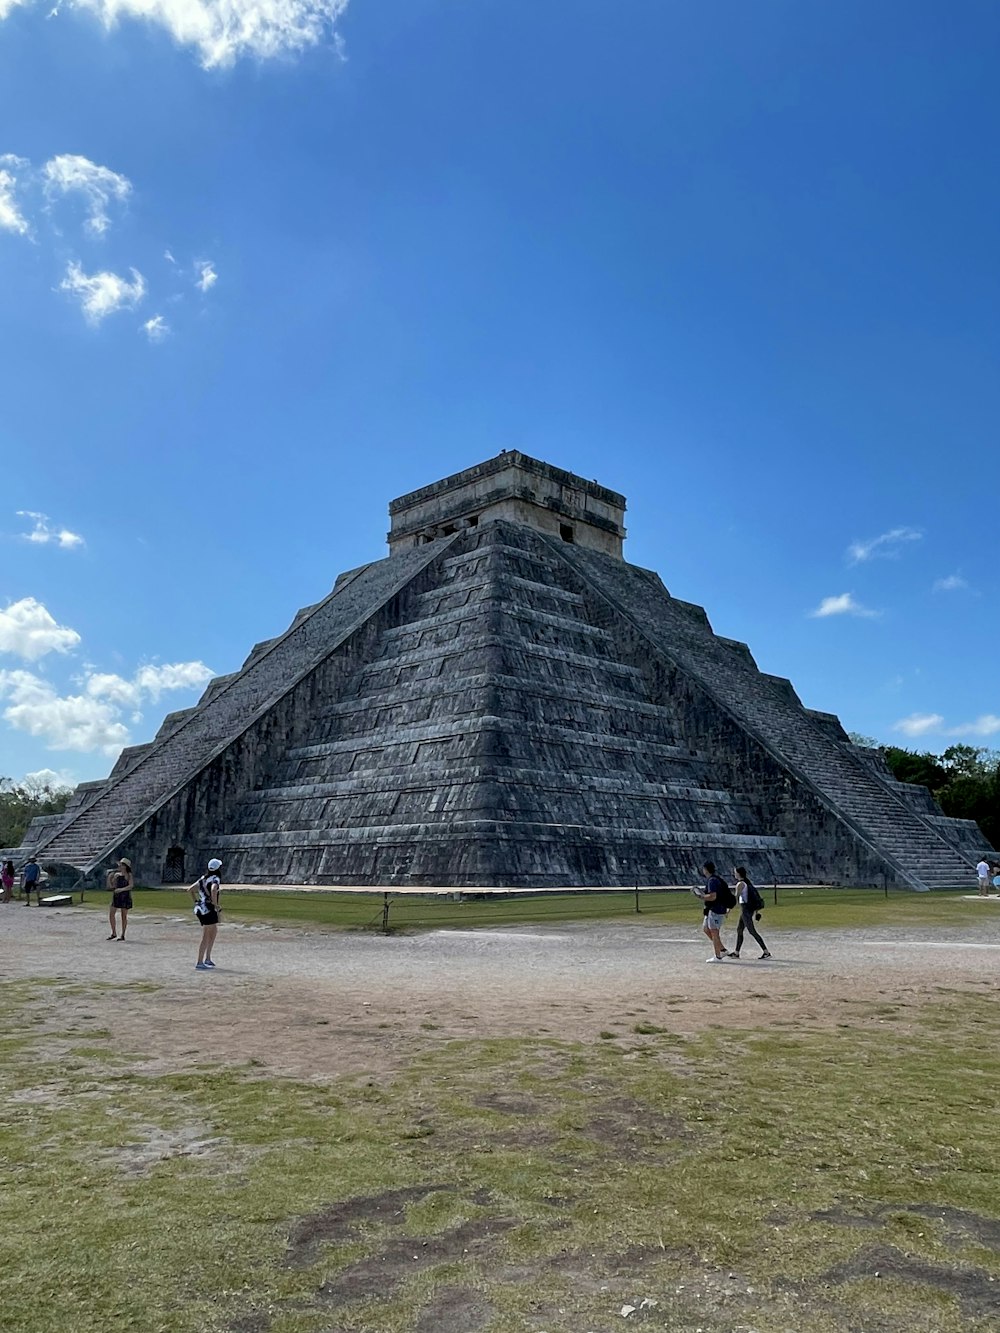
[119,858,131,868]
[208,858,223,871]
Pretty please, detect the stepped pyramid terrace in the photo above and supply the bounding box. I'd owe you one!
[13,452,990,891]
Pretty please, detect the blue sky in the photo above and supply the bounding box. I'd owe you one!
[1,0,998,789]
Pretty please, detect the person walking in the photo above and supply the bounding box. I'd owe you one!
[21,857,40,905]
[730,866,771,960]
[976,857,991,896]
[1,859,14,902]
[190,858,223,970]
[107,858,134,940]
[694,861,735,962]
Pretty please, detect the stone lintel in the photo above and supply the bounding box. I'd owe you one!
[387,451,627,558]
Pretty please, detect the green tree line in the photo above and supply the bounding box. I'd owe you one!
[851,738,1000,849]
[0,778,73,850]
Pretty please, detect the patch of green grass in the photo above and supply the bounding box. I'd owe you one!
[73,883,987,935]
[1,981,999,1331]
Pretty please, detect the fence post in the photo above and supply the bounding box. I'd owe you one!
[883,874,888,899]
[773,878,778,906]
[381,891,390,934]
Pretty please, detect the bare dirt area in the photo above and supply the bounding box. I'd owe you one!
[2,903,998,1080]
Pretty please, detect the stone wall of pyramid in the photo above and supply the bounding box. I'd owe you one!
[29,513,987,890]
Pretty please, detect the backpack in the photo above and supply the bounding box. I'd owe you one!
[712,878,737,913]
[745,881,765,912]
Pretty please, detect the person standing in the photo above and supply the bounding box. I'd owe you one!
[21,857,40,905]
[190,857,223,970]
[976,857,991,896]
[1,859,14,902]
[694,861,734,962]
[107,858,134,940]
[730,866,771,960]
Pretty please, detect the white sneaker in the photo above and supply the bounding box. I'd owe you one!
[706,955,726,963]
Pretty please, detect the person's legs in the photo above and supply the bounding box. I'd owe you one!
[108,901,117,939]
[733,913,746,956]
[197,923,209,965]
[203,923,218,963]
[119,906,128,939]
[742,910,770,955]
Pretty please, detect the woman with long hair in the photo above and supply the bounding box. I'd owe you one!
[190,858,223,970]
[107,858,134,940]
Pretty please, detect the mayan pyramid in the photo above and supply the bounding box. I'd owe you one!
[28,452,986,890]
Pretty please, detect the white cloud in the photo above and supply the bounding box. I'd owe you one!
[0,658,214,756]
[893,713,945,738]
[142,313,169,342]
[42,154,131,235]
[0,597,81,660]
[16,510,85,549]
[809,592,879,619]
[847,526,923,565]
[164,248,176,264]
[59,260,146,324]
[0,155,30,235]
[0,669,129,754]
[1,0,351,67]
[950,714,1000,738]
[195,259,217,292]
[23,767,75,792]
[134,661,214,698]
[932,574,968,593]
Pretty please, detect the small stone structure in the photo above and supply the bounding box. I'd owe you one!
[20,452,992,889]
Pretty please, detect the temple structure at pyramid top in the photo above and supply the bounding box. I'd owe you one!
[11,451,991,891]
[387,451,627,558]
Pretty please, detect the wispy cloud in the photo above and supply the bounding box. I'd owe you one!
[195,260,217,292]
[16,511,84,549]
[809,592,880,619]
[950,714,1000,738]
[892,711,1000,740]
[42,154,131,235]
[893,713,944,738]
[0,154,30,235]
[0,0,351,68]
[846,526,922,565]
[0,596,81,660]
[142,314,169,342]
[932,574,968,593]
[59,260,146,324]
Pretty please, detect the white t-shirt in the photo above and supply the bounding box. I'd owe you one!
[977,860,990,879]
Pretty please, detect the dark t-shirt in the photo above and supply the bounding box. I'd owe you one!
[704,874,728,914]
[23,862,39,883]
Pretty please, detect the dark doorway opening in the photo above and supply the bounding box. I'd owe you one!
[162,846,186,883]
[559,523,575,543]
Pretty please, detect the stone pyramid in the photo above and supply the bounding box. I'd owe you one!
[30,453,986,890]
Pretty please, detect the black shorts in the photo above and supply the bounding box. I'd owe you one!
[196,909,219,927]
[112,891,133,910]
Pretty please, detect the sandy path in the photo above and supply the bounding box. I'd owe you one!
[2,903,998,1080]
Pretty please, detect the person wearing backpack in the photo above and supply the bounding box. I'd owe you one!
[189,857,223,971]
[730,866,771,960]
[695,861,735,962]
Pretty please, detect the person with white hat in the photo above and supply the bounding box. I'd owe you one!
[190,858,223,970]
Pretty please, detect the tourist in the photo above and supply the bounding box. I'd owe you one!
[993,864,1000,897]
[1,859,14,902]
[694,861,734,962]
[730,866,771,960]
[976,857,991,896]
[107,858,134,940]
[190,857,223,970]
[21,856,40,905]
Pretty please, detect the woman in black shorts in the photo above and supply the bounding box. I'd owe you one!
[191,858,223,970]
[108,858,134,940]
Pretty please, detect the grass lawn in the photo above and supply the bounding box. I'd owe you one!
[71,883,992,934]
[2,975,999,1331]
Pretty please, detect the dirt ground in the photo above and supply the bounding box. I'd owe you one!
[2,902,998,1080]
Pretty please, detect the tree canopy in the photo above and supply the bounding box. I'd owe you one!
[0,778,73,851]
[882,745,999,849]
